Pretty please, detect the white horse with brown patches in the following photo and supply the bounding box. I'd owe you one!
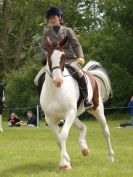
[40,37,114,170]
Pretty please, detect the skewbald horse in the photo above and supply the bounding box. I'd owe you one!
[0,84,5,132]
[40,37,114,170]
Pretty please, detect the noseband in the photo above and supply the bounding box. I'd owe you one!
[51,66,61,73]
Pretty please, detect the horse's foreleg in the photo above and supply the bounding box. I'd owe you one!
[45,116,61,148]
[0,115,3,132]
[45,115,71,170]
[74,117,90,156]
[59,109,76,170]
[89,105,114,162]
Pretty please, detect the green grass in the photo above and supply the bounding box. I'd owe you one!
[0,115,133,177]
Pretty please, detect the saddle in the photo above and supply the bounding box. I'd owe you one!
[66,65,99,109]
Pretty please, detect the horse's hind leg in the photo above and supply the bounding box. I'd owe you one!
[0,115,3,132]
[89,104,114,162]
[74,117,90,156]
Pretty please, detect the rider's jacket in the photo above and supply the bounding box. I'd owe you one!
[40,25,84,63]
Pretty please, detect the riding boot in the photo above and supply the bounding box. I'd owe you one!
[78,76,93,109]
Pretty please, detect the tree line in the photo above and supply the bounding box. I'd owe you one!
[0,0,133,109]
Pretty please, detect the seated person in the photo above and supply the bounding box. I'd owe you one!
[8,112,22,127]
[27,111,37,127]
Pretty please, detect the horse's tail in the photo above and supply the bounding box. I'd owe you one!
[83,60,113,102]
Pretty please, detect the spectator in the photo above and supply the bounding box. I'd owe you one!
[8,112,23,127]
[27,111,37,127]
[120,96,133,127]
[128,96,133,126]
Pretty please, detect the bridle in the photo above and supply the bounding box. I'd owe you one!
[46,54,65,79]
[51,66,61,73]
[45,36,69,83]
[46,40,65,77]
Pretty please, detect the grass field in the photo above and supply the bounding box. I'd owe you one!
[0,114,133,177]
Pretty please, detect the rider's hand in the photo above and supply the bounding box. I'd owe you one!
[78,58,85,65]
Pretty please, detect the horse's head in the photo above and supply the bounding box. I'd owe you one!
[0,84,5,104]
[46,37,67,87]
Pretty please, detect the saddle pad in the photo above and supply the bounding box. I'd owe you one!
[84,71,99,109]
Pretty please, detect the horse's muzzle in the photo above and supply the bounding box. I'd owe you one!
[53,80,63,87]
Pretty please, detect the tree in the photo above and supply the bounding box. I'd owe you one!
[110,64,133,106]
[0,0,47,73]
[1,0,133,108]
[5,56,41,108]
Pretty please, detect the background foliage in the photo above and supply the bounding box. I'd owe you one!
[0,0,133,109]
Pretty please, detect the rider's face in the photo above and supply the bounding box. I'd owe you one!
[48,15,60,26]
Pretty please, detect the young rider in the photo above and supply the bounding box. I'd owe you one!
[34,6,93,109]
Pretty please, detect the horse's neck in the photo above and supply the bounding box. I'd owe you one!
[45,67,75,85]
[44,68,79,98]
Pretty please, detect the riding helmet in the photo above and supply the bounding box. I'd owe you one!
[46,7,62,19]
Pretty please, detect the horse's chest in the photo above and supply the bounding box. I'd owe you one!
[44,100,68,119]
[42,92,73,115]
[44,96,67,110]
[40,78,78,117]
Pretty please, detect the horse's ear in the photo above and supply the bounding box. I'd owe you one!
[59,36,68,47]
[46,36,52,48]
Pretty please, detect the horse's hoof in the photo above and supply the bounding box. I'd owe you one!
[108,155,114,162]
[82,148,90,156]
[59,165,72,171]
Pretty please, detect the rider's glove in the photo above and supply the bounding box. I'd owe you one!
[78,58,85,65]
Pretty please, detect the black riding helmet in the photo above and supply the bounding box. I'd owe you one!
[46,7,62,19]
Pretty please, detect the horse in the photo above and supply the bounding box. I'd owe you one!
[40,37,114,170]
[0,84,5,132]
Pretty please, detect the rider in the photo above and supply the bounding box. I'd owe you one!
[34,6,93,109]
